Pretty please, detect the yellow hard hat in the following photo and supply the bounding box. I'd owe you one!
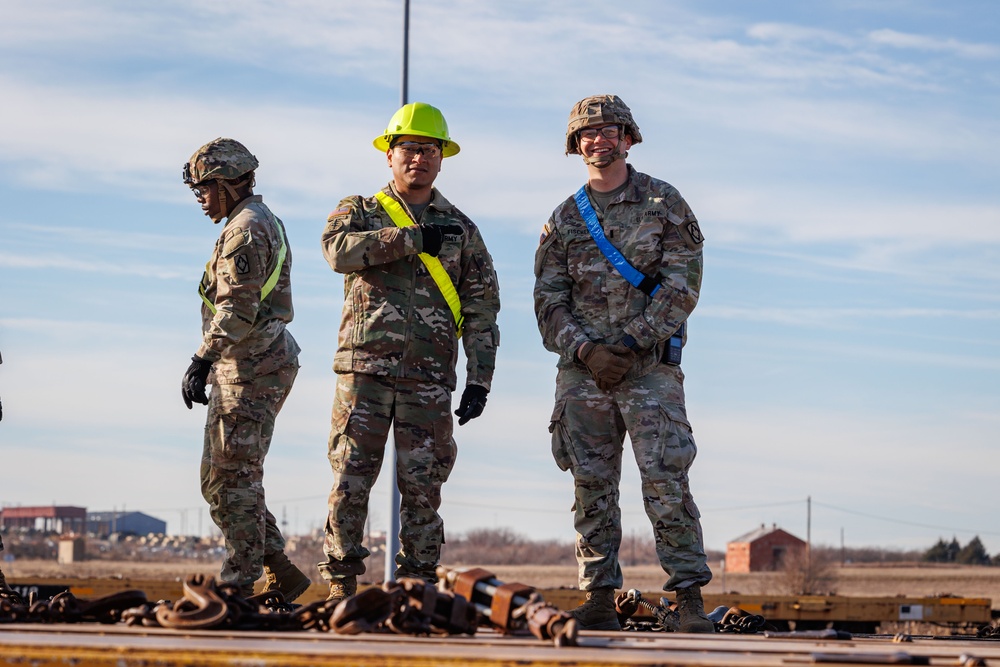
[373,102,460,157]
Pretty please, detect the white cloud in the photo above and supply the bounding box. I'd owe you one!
[747,22,856,48]
[869,28,1000,59]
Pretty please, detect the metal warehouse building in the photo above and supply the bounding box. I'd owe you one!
[86,511,167,538]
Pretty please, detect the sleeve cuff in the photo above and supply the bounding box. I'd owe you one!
[622,317,657,351]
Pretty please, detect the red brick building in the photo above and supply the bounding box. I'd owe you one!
[726,524,806,573]
[0,506,87,534]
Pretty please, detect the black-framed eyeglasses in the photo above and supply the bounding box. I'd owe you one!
[579,125,621,141]
[394,141,442,159]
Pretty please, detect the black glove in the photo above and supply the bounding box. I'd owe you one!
[455,385,488,426]
[181,356,213,409]
[419,224,463,257]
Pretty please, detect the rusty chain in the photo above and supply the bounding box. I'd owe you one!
[614,589,774,634]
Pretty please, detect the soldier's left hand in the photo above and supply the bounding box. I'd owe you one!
[181,356,213,409]
[455,385,489,425]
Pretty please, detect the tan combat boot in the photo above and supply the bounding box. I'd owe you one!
[676,585,715,633]
[571,587,621,631]
[262,552,311,603]
[326,575,357,605]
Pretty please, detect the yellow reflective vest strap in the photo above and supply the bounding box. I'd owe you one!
[197,216,288,316]
[374,190,464,337]
[260,218,288,300]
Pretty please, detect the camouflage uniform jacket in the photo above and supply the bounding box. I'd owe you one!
[534,166,703,380]
[197,195,300,383]
[321,184,500,392]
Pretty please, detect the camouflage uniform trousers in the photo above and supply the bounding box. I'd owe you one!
[319,372,457,584]
[200,364,298,590]
[549,364,713,592]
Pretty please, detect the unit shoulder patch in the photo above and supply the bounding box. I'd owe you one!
[686,221,704,245]
[677,219,705,250]
[234,253,251,275]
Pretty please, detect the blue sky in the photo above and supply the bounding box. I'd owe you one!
[1,1,998,557]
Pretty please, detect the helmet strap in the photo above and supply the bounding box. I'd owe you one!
[582,138,627,169]
[214,176,252,222]
[212,184,227,223]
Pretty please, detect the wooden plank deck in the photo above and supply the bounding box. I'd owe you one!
[2,623,1000,666]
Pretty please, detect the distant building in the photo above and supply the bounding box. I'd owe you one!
[0,505,87,534]
[726,523,806,573]
[87,511,167,538]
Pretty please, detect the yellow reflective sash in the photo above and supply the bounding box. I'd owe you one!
[198,216,288,315]
[374,190,463,337]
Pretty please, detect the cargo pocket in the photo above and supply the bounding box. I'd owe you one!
[657,401,696,474]
[548,400,574,472]
[682,488,702,521]
[327,393,354,470]
[216,380,270,423]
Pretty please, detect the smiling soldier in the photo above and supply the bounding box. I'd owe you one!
[534,95,714,632]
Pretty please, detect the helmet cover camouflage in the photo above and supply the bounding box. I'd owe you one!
[183,138,259,185]
[565,94,643,155]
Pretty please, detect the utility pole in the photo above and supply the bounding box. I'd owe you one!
[385,0,409,585]
[806,495,812,587]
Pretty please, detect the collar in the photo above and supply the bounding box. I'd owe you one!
[225,194,263,223]
[384,182,453,215]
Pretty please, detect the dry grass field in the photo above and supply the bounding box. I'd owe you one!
[7,560,1000,608]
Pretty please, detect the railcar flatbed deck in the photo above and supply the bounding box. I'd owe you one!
[2,622,1000,666]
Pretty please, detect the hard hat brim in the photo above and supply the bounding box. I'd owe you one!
[373,132,460,157]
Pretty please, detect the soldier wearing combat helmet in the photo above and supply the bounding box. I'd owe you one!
[181,138,310,602]
[318,102,500,603]
[534,95,713,632]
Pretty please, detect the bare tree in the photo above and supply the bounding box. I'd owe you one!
[781,546,838,595]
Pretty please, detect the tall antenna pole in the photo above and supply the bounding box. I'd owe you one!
[401,0,410,106]
[385,0,409,585]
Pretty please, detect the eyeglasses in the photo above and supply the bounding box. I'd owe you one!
[393,141,442,159]
[191,183,212,199]
[579,125,621,141]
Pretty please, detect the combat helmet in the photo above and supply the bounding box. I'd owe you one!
[565,94,642,160]
[183,138,259,185]
[373,102,460,157]
[183,138,258,222]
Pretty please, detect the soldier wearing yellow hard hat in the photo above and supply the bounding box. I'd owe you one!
[317,102,500,603]
[372,102,461,157]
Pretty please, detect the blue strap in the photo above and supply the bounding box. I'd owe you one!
[573,186,660,297]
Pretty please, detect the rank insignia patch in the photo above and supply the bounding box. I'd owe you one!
[234,253,250,275]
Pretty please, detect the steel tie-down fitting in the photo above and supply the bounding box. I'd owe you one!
[155,574,229,629]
